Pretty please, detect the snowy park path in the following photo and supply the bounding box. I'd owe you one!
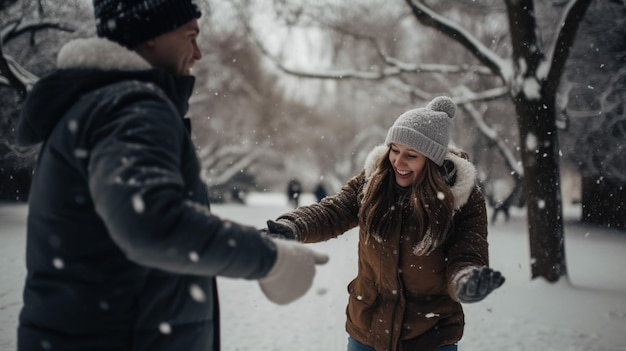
[1,194,625,350]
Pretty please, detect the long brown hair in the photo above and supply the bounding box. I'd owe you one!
[359,146,455,254]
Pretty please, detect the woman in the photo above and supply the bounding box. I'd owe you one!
[267,96,505,351]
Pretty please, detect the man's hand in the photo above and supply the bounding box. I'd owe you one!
[259,238,329,305]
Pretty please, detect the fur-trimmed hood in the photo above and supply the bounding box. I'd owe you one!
[363,144,478,209]
[56,38,152,71]
[17,38,194,146]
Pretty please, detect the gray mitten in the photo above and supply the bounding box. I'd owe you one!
[266,219,298,241]
[259,238,329,305]
[454,266,505,303]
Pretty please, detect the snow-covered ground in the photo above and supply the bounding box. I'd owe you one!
[1,193,625,351]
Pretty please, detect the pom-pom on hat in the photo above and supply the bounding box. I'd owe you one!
[385,96,456,166]
[93,0,202,48]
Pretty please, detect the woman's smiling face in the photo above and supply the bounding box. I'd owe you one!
[388,143,427,187]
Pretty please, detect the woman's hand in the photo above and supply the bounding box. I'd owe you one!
[265,219,298,241]
[454,266,505,303]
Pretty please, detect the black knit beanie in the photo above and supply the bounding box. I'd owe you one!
[93,0,202,48]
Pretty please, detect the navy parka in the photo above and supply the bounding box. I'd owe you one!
[16,38,276,351]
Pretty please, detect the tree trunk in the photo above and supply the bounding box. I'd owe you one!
[515,98,567,281]
[581,175,626,229]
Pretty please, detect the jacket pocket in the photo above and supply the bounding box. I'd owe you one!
[346,277,378,333]
[401,294,462,338]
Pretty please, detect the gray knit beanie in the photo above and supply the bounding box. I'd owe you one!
[93,0,202,48]
[385,96,456,166]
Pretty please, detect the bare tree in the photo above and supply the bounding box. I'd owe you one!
[188,2,351,198]
[558,0,626,229]
[0,19,73,96]
[403,0,597,282]
[0,0,80,97]
[565,67,626,228]
[0,0,86,201]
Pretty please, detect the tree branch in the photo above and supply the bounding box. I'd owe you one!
[0,138,39,160]
[404,0,509,83]
[453,86,525,221]
[0,0,18,11]
[236,0,492,82]
[199,141,272,186]
[1,19,74,44]
[545,0,594,96]
[453,86,523,178]
[0,18,75,96]
[0,43,32,96]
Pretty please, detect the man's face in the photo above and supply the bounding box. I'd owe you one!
[142,19,202,76]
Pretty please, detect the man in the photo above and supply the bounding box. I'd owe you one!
[15,1,327,350]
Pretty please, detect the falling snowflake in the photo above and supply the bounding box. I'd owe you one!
[132,194,145,214]
[74,148,89,159]
[189,284,206,302]
[68,120,78,133]
[537,199,546,209]
[159,322,172,335]
[52,257,64,269]
[525,133,538,152]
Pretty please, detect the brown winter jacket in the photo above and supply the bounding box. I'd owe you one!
[276,145,489,351]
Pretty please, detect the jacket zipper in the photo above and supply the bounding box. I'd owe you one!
[388,195,407,351]
[388,223,405,351]
[387,270,403,351]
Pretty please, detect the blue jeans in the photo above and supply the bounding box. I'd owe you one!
[348,336,458,351]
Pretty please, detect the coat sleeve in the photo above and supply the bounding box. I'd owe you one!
[445,186,490,298]
[275,172,364,243]
[85,85,276,279]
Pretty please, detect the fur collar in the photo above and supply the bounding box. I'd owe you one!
[363,144,477,209]
[57,38,152,71]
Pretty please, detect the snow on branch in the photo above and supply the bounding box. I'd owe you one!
[310,17,493,77]
[453,86,523,179]
[1,18,75,96]
[0,138,39,160]
[452,86,525,218]
[453,86,510,105]
[0,53,39,94]
[403,0,510,83]
[199,141,272,186]
[236,1,492,82]
[545,0,594,94]
[254,32,488,80]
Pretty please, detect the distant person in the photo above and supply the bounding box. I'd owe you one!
[287,178,302,208]
[314,181,328,203]
[231,186,246,204]
[14,1,327,350]
[266,97,505,351]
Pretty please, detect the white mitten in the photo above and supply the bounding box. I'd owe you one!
[259,238,329,305]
